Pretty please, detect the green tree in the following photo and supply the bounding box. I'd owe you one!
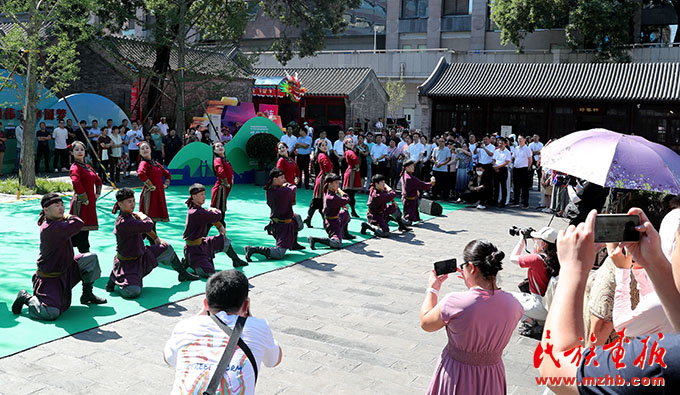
[0,0,96,187]
[385,78,405,121]
[490,0,639,62]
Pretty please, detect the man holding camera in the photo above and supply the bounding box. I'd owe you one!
[164,270,282,395]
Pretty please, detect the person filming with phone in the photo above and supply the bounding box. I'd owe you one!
[164,270,282,395]
[420,240,523,394]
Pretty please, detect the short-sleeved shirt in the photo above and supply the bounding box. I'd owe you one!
[518,254,550,296]
[126,129,143,150]
[370,143,388,162]
[407,142,425,162]
[477,144,495,165]
[577,333,680,394]
[513,145,533,168]
[432,146,451,172]
[156,122,169,136]
[88,128,101,142]
[492,148,512,167]
[164,311,280,395]
[52,127,69,149]
[36,129,50,148]
[296,135,313,155]
[151,133,163,152]
[280,134,297,153]
[333,139,345,157]
[529,141,544,162]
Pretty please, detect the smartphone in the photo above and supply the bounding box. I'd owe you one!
[594,214,640,243]
[434,258,457,276]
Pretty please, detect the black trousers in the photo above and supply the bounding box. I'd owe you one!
[432,171,449,200]
[36,145,50,172]
[330,154,340,175]
[109,156,121,182]
[297,154,311,188]
[513,167,530,206]
[493,167,508,206]
[372,162,387,178]
[72,230,90,253]
[128,150,139,172]
[481,163,494,205]
[53,148,69,170]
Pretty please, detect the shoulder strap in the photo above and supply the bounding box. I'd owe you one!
[205,315,259,394]
[204,315,248,395]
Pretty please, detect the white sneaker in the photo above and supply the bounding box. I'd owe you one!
[542,208,553,214]
[476,204,486,210]
[60,167,68,172]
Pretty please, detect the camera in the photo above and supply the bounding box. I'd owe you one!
[509,226,535,239]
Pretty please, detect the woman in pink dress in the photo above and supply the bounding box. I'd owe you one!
[420,240,523,395]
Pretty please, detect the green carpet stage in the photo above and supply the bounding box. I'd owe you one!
[0,185,462,358]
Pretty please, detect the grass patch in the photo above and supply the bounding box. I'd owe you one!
[0,177,73,195]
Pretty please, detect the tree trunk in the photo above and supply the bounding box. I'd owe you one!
[145,45,170,123]
[22,1,39,188]
[175,1,188,136]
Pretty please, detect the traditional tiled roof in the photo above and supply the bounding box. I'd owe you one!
[95,36,250,78]
[252,67,378,96]
[419,59,680,103]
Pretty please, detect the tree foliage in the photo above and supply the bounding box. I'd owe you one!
[490,0,639,62]
[385,79,406,120]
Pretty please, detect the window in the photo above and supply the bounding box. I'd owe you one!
[402,44,413,49]
[402,0,428,18]
[443,0,469,16]
[417,44,427,49]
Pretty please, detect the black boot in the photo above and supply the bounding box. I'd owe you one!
[170,255,200,281]
[350,210,359,218]
[308,236,330,250]
[303,217,313,228]
[226,245,248,267]
[81,284,107,305]
[360,222,371,235]
[245,246,270,262]
[12,290,31,314]
[343,225,356,240]
[105,277,115,292]
[390,215,412,232]
[291,241,306,250]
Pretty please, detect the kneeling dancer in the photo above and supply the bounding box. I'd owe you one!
[184,183,248,277]
[12,193,106,320]
[400,158,435,224]
[308,173,355,250]
[361,174,411,237]
[106,188,198,299]
[245,168,305,261]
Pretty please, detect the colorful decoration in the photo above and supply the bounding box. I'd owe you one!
[252,72,306,102]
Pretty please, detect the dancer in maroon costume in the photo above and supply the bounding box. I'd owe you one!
[137,141,171,222]
[308,173,356,250]
[342,137,361,218]
[276,142,300,185]
[68,141,102,253]
[361,174,411,237]
[245,168,305,261]
[400,158,435,224]
[184,184,248,277]
[12,193,106,320]
[106,188,198,299]
[303,140,332,228]
[210,142,233,226]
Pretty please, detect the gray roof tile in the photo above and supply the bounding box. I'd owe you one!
[252,67,373,96]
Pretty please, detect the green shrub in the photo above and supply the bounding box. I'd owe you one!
[0,177,73,195]
[245,132,280,170]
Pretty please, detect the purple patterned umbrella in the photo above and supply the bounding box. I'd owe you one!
[541,128,680,194]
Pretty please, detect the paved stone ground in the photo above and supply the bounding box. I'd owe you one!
[0,190,565,395]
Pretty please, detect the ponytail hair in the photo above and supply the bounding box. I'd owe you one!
[462,239,505,280]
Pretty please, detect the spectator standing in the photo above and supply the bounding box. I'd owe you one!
[303,121,313,137]
[97,128,112,182]
[280,126,298,156]
[468,134,479,166]
[511,135,533,208]
[364,132,375,190]
[156,116,169,136]
[407,132,425,179]
[120,118,130,133]
[529,134,543,190]
[375,117,384,130]
[295,128,312,189]
[331,130,345,175]
[126,121,143,172]
[150,126,164,163]
[474,135,495,202]
[109,126,123,183]
[13,119,24,173]
[0,122,6,176]
[454,143,472,196]
[74,120,88,146]
[163,129,183,166]
[35,122,51,173]
[420,240,523,395]
[164,270,282,395]
[369,134,388,178]
[355,134,369,189]
[422,136,433,180]
[492,138,512,208]
[52,119,69,172]
[430,138,451,201]
[386,138,402,188]
[87,119,101,146]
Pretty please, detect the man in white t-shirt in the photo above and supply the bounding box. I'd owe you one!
[52,119,70,172]
[280,127,297,155]
[492,137,512,208]
[126,121,143,170]
[156,116,169,136]
[165,270,281,395]
[407,132,425,178]
[510,135,533,208]
[528,134,544,190]
[468,134,479,165]
[375,117,384,130]
[370,134,389,177]
[331,130,345,174]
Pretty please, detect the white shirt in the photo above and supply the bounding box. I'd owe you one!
[476,143,495,165]
[333,139,345,157]
[52,127,69,149]
[156,122,169,136]
[126,129,143,150]
[110,134,123,158]
[492,148,512,167]
[468,143,478,164]
[15,125,23,146]
[375,121,383,129]
[305,125,313,136]
[424,143,433,159]
[432,146,451,172]
[407,142,425,162]
[280,134,298,153]
[164,312,280,395]
[529,141,544,162]
[660,208,680,261]
[513,145,533,168]
[370,143,388,162]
